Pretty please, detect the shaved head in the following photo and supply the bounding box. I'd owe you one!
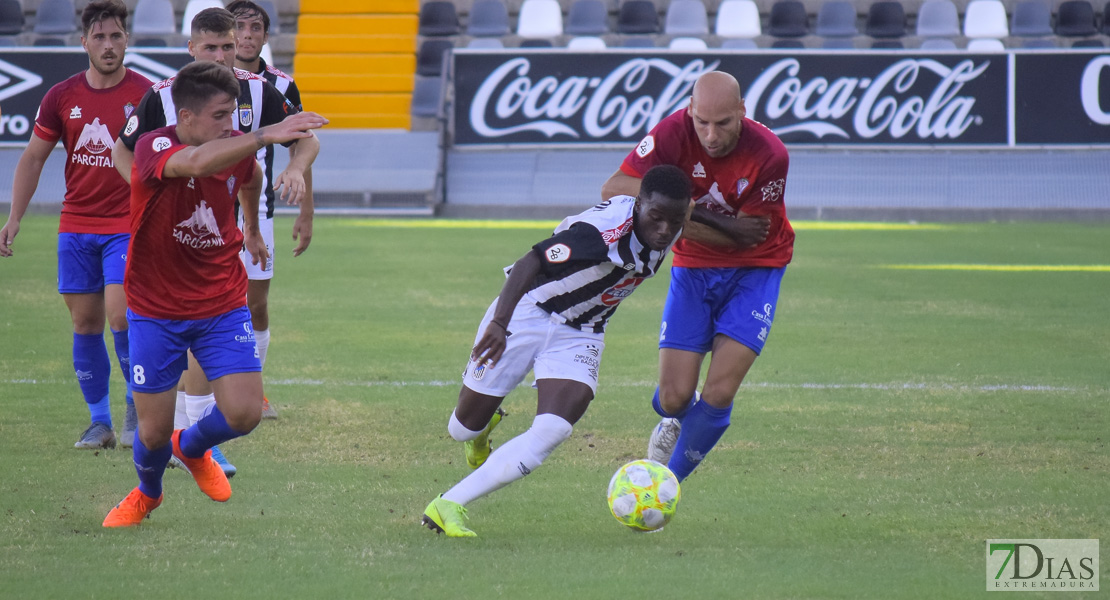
[688,71,746,157]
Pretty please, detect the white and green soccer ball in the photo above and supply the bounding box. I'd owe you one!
[607,459,681,532]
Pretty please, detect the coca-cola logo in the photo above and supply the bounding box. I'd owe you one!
[1080,55,1110,125]
[745,58,990,140]
[468,57,719,140]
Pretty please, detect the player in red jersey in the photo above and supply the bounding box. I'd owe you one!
[102,61,327,527]
[601,70,792,483]
[0,0,151,450]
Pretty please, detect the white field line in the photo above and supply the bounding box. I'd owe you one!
[3,378,1091,394]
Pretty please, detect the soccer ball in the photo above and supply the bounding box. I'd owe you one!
[607,459,681,532]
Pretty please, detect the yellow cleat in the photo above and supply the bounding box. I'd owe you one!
[464,408,505,470]
[422,495,477,538]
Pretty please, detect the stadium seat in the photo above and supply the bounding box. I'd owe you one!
[132,0,176,35]
[1072,37,1105,46]
[468,37,505,48]
[0,36,17,46]
[418,1,460,36]
[821,36,856,47]
[1055,0,1097,36]
[966,37,1005,50]
[0,0,23,35]
[1010,1,1053,37]
[963,0,1009,39]
[411,76,444,118]
[617,0,660,34]
[566,35,607,49]
[920,37,958,49]
[622,36,656,46]
[815,1,858,37]
[180,0,223,34]
[417,39,453,77]
[34,0,77,34]
[520,38,555,47]
[722,37,759,48]
[665,0,709,35]
[915,0,959,37]
[467,0,510,37]
[133,37,169,46]
[33,36,67,45]
[257,0,279,33]
[518,0,563,38]
[1103,1,1110,34]
[668,36,708,50]
[864,1,906,38]
[715,0,761,38]
[768,0,808,37]
[566,0,608,35]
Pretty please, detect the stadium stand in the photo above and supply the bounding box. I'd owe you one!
[865,1,907,38]
[418,1,460,35]
[916,0,960,37]
[467,37,506,47]
[416,39,453,76]
[517,0,564,37]
[815,1,858,38]
[967,36,1006,49]
[768,0,809,37]
[132,0,177,36]
[33,0,76,35]
[1055,0,1098,36]
[565,0,609,35]
[180,0,224,34]
[715,0,762,38]
[664,0,709,35]
[963,0,1009,39]
[1010,0,1054,36]
[0,0,23,36]
[668,35,709,49]
[1103,0,1110,34]
[567,34,607,48]
[257,0,279,33]
[467,0,511,36]
[617,0,661,34]
[920,36,958,48]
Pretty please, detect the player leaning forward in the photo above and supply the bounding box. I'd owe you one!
[102,62,326,527]
[423,165,693,538]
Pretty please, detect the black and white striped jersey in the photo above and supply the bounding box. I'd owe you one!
[523,195,680,334]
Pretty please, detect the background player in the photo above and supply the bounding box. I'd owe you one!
[102,61,327,527]
[0,0,151,449]
[422,165,692,538]
[600,70,793,485]
[229,0,313,419]
[113,7,319,474]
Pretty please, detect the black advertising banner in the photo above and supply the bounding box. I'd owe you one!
[1014,52,1110,144]
[0,49,191,144]
[453,52,1010,146]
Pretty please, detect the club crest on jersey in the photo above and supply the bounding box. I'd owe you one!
[546,243,571,263]
[123,102,135,118]
[737,178,750,195]
[692,162,706,178]
[227,175,237,196]
[238,104,253,127]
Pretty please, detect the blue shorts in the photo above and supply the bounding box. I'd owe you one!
[57,233,129,294]
[659,266,787,355]
[126,306,261,394]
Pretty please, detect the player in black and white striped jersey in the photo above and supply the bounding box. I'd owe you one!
[422,165,693,538]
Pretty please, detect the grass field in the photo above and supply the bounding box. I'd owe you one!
[1,215,1106,599]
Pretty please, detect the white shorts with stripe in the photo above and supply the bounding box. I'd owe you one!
[462,296,606,397]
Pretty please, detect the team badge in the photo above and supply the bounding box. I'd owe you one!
[238,104,253,127]
[737,178,750,195]
[227,175,237,196]
[123,102,135,118]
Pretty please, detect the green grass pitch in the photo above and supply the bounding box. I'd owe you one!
[1,215,1106,598]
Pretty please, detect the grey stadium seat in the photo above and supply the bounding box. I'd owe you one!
[132,0,176,35]
[418,1,460,36]
[416,39,453,77]
[915,0,959,37]
[617,0,660,34]
[411,76,444,118]
[0,0,23,35]
[1054,0,1097,36]
[1010,1,1053,37]
[467,0,510,37]
[815,1,858,37]
[665,0,709,35]
[865,1,906,38]
[34,0,77,34]
[566,0,609,35]
[768,0,809,37]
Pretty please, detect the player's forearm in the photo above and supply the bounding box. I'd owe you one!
[680,220,736,246]
[7,153,49,223]
[286,132,319,173]
[492,251,542,327]
[168,132,266,178]
[112,139,133,184]
[689,206,769,248]
[239,184,263,233]
[299,167,314,215]
[601,170,642,202]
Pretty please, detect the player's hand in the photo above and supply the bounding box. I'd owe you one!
[274,167,306,205]
[471,321,509,368]
[291,212,312,257]
[0,220,19,257]
[244,230,269,266]
[732,212,771,248]
[261,111,329,146]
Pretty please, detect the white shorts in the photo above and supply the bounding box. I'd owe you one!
[238,215,274,281]
[462,297,606,397]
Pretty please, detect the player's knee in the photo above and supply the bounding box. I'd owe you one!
[107,314,128,333]
[698,384,737,410]
[222,404,261,434]
[139,426,171,450]
[658,383,697,415]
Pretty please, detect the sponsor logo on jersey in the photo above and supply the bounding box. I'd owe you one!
[751,303,774,326]
[152,136,172,152]
[692,162,706,178]
[698,181,737,216]
[69,105,82,119]
[636,134,654,158]
[123,115,138,137]
[761,178,785,203]
[545,243,571,263]
[238,104,253,127]
[174,200,225,249]
[600,217,633,244]
[601,277,644,306]
[71,118,116,166]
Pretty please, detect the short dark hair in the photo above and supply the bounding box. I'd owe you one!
[171,61,240,115]
[640,165,693,204]
[191,7,236,38]
[81,0,127,35]
[227,0,270,34]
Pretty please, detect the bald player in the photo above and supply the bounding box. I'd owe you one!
[600,70,794,484]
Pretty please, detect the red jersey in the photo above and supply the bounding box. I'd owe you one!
[126,127,256,320]
[621,110,794,269]
[32,69,151,234]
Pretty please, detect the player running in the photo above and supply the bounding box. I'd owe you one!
[600,70,791,484]
[102,61,327,527]
[422,165,692,538]
[0,0,151,450]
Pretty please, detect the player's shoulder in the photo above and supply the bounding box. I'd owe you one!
[563,196,637,241]
[264,64,294,82]
[151,75,175,92]
[741,117,789,159]
[234,67,266,82]
[123,68,154,88]
[43,71,85,98]
[136,125,178,151]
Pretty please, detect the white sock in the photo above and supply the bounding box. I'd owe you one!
[443,413,572,506]
[185,393,216,426]
[173,390,189,430]
[254,328,270,369]
[448,410,484,441]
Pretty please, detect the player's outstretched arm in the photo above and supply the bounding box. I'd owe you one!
[1,135,57,258]
[274,129,320,206]
[164,112,328,179]
[471,250,543,368]
[689,205,770,249]
[238,162,269,267]
[112,137,134,184]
